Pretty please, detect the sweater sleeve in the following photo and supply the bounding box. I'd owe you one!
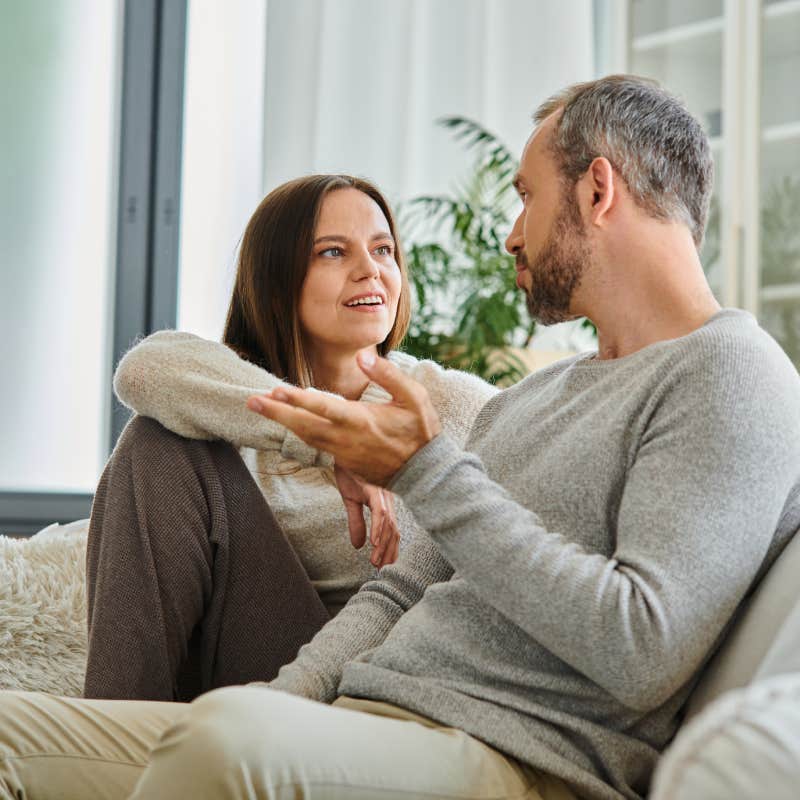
[389,356,800,712]
[266,522,453,702]
[266,357,494,702]
[113,330,297,450]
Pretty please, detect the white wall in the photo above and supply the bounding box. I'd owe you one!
[177,0,596,343]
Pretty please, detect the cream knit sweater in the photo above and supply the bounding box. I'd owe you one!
[113,331,497,615]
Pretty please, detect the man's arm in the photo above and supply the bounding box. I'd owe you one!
[249,351,800,712]
[388,422,796,711]
[267,523,452,702]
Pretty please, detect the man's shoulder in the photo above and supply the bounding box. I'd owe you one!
[674,309,799,392]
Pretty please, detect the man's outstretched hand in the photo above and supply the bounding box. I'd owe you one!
[245,351,442,486]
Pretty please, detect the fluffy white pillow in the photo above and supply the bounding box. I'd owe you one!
[651,672,800,800]
[0,520,89,696]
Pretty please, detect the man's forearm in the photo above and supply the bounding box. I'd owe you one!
[389,433,784,711]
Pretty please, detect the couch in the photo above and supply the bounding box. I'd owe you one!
[1,519,798,798]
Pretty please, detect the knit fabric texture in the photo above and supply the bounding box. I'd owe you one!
[272,310,800,800]
[113,331,497,614]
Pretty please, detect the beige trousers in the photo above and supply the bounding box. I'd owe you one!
[0,686,577,800]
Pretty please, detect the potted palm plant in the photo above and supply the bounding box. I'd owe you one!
[399,116,595,385]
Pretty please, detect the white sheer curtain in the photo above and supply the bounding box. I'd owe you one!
[177,0,595,341]
[0,0,120,493]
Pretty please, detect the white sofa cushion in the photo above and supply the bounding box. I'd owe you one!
[685,530,800,719]
[0,520,89,696]
[756,594,800,680]
[651,672,800,800]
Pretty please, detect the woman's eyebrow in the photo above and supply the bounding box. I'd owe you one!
[314,235,347,245]
[314,232,393,245]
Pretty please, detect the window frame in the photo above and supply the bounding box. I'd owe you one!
[0,0,187,537]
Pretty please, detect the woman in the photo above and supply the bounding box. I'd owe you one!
[84,174,497,702]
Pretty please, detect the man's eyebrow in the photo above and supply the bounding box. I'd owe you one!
[313,233,393,245]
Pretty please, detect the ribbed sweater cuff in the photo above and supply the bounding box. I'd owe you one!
[388,432,465,505]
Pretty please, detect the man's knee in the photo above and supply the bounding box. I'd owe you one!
[0,692,49,799]
[135,686,304,795]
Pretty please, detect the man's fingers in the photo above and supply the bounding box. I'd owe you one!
[266,386,354,426]
[246,395,338,445]
[357,352,426,408]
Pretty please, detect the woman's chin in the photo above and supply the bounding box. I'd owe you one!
[339,320,393,349]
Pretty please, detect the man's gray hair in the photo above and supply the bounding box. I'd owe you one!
[534,74,713,249]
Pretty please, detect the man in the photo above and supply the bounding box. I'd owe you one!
[2,75,799,800]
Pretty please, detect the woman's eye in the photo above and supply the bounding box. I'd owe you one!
[320,247,343,257]
[375,244,393,256]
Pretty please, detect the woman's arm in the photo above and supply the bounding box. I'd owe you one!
[114,330,300,450]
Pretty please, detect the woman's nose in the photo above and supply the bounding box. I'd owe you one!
[352,249,380,279]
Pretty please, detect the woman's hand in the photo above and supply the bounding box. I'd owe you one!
[334,464,400,568]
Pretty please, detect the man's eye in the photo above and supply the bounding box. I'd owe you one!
[320,247,343,257]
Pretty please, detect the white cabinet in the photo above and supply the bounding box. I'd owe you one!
[600,0,800,365]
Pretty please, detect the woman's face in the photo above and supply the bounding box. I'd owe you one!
[298,187,401,358]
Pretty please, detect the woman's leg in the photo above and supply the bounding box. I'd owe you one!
[84,414,330,702]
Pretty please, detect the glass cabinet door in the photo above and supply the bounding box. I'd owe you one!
[758,0,800,365]
[627,0,726,299]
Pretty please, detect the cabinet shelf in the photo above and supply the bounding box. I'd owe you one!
[763,121,800,143]
[764,0,800,21]
[631,17,723,52]
[615,0,800,365]
[761,284,800,303]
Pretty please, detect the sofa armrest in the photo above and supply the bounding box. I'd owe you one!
[651,673,800,800]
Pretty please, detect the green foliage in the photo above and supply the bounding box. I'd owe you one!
[398,117,535,385]
[399,117,598,384]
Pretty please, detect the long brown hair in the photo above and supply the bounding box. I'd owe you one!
[223,174,411,386]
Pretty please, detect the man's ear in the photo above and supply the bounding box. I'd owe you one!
[582,156,615,227]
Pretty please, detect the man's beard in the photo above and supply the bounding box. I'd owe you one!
[517,191,590,326]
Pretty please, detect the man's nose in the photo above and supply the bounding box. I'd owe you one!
[505,216,523,256]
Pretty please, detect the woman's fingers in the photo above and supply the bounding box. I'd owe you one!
[344,498,367,549]
[370,489,400,568]
[388,533,400,565]
[368,489,387,566]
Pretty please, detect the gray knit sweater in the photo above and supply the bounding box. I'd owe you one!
[271,310,800,800]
